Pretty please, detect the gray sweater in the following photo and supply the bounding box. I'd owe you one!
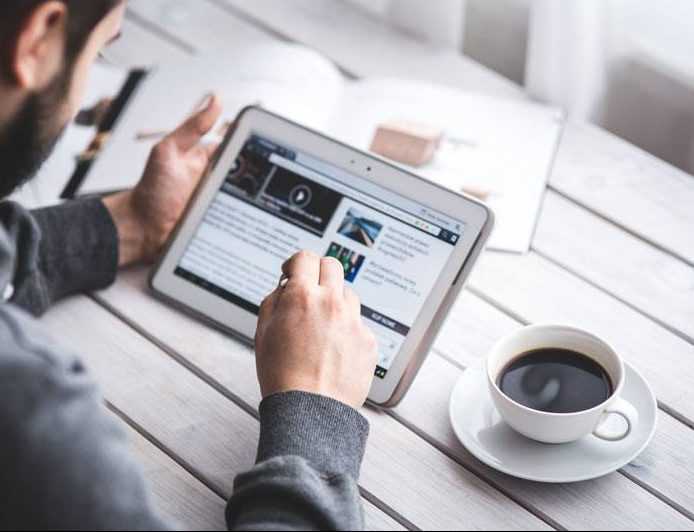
[0,199,369,531]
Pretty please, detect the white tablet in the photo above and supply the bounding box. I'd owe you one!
[151,107,493,407]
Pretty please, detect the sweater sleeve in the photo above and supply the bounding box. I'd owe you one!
[0,199,118,315]
[0,304,171,530]
[227,392,369,531]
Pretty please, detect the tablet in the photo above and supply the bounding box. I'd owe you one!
[151,107,493,407]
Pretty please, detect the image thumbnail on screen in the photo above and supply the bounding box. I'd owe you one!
[223,137,342,236]
[225,151,274,200]
[325,242,365,283]
[338,208,383,248]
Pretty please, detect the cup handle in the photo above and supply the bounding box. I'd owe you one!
[592,398,639,442]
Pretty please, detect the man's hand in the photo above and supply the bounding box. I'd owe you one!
[104,94,223,266]
[255,251,379,409]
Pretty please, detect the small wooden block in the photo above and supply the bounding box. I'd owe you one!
[461,185,491,201]
[371,120,443,167]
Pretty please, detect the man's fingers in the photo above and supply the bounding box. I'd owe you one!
[258,290,279,324]
[203,141,221,161]
[255,289,279,350]
[319,257,346,290]
[344,286,362,314]
[282,251,321,285]
[168,93,223,152]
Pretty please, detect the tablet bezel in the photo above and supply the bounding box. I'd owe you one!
[151,106,493,406]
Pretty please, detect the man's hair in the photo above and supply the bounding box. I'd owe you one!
[0,0,122,79]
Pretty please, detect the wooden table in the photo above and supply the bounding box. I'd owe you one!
[37,1,694,529]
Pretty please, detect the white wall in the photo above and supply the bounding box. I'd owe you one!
[464,0,531,84]
[466,0,694,175]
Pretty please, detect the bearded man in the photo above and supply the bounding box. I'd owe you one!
[0,1,378,529]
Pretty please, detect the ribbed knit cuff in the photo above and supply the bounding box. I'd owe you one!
[31,198,118,303]
[257,391,369,480]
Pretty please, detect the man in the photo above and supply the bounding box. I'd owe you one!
[0,1,378,530]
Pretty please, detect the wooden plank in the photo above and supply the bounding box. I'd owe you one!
[98,268,694,529]
[622,412,694,522]
[432,291,694,523]
[118,417,227,530]
[468,251,694,425]
[39,296,404,532]
[535,191,694,343]
[87,270,551,530]
[360,502,408,532]
[549,123,694,265]
[208,0,694,265]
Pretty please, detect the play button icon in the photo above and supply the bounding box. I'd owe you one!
[289,185,312,208]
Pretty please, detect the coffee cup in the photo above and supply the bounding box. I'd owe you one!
[486,324,639,445]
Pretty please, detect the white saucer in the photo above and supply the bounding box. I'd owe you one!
[449,363,658,483]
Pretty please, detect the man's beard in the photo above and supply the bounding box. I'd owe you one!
[0,69,71,199]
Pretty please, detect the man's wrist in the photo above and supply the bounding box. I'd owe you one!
[102,191,150,267]
[257,391,370,480]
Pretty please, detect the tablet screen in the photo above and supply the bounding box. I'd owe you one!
[175,134,464,378]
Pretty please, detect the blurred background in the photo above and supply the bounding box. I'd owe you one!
[31,0,690,218]
[34,0,694,214]
[351,0,694,175]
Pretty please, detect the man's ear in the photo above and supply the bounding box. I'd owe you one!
[11,1,67,90]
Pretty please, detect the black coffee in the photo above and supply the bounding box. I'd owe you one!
[498,348,613,414]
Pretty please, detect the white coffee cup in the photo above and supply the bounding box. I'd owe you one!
[486,324,639,445]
